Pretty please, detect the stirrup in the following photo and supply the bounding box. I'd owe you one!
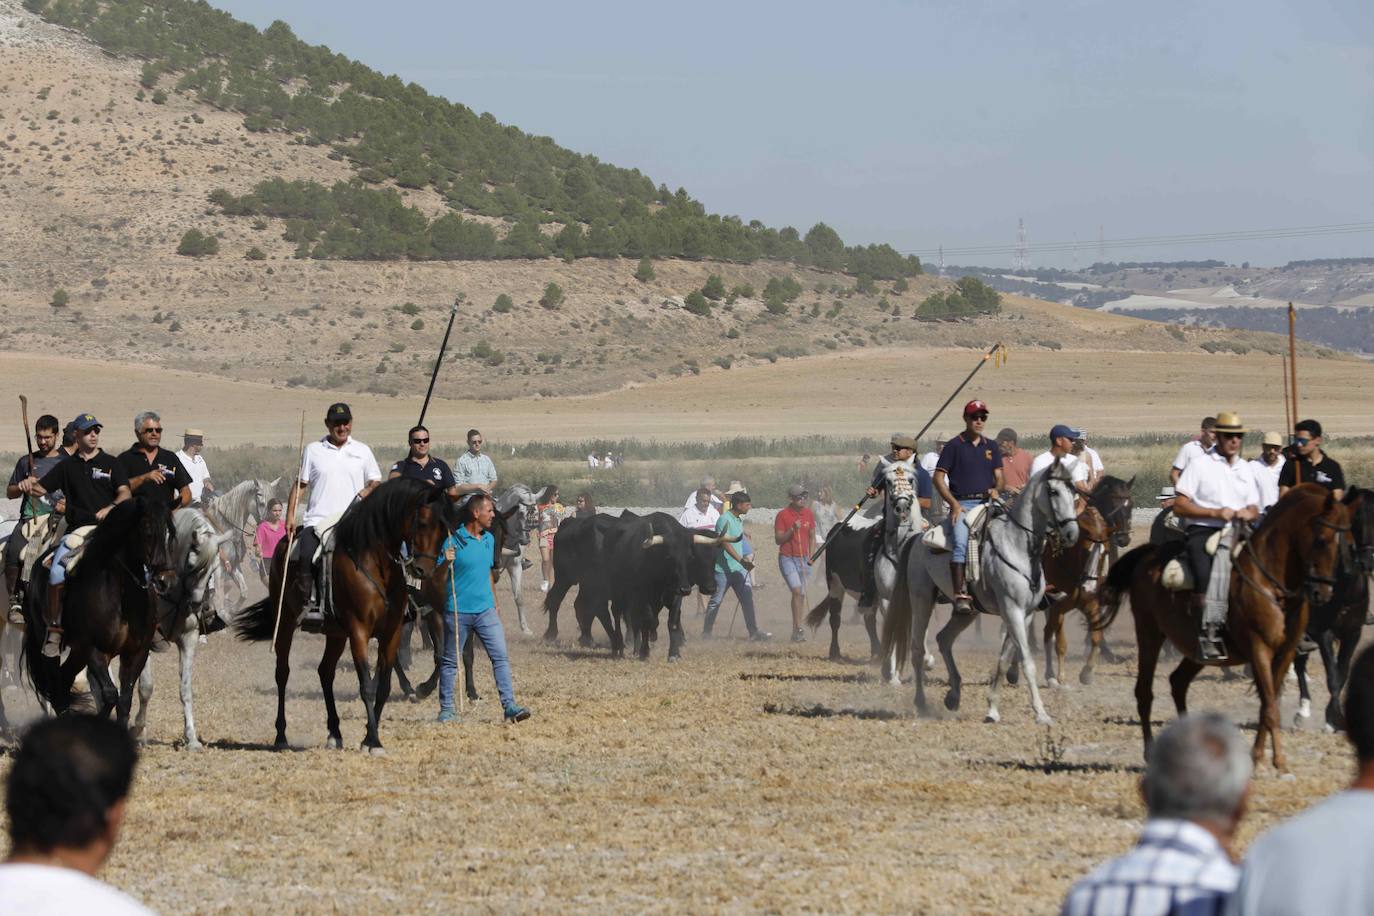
[1199,626,1228,661]
[953,594,975,614]
[41,625,64,658]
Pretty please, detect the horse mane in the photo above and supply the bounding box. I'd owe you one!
[334,478,446,559]
[207,478,257,527]
[69,496,166,582]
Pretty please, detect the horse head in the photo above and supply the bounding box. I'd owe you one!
[1302,489,1353,607]
[1091,475,1135,548]
[173,510,236,606]
[138,498,178,595]
[882,458,918,525]
[1344,488,1374,576]
[402,487,451,580]
[1038,459,1081,548]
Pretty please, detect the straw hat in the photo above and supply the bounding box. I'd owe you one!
[1261,431,1284,447]
[724,481,746,495]
[1212,411,1245,434]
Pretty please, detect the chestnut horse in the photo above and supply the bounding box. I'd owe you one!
[1041,505,1112,688]
[1098,484,1353,771]
[235,478,449,753]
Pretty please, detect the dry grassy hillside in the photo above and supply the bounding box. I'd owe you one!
[0,1,1347,404]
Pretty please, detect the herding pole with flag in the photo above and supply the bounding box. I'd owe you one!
[808,341,1008,564]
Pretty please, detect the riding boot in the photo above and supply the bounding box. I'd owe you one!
[951,563,973,614]
[42,582,64,658]
[1193,593,1227,661]
[5,565,22,624]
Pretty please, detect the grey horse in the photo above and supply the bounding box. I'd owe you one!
[883,459,1080,725]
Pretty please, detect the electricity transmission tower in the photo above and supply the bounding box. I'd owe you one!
[1012,218,1029,271]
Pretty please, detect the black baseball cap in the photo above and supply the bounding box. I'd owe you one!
[326,402,352,425]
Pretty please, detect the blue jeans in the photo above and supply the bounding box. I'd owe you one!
[703,569,758,635]
[945,498,985,563]
[439,608,515,712]
[49,538,72,585]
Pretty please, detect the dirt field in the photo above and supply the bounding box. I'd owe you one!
[0,519,1363,914]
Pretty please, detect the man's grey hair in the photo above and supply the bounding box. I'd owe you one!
[700,476,716,488]
[134,410,160,432]
[1143,712,1251,823]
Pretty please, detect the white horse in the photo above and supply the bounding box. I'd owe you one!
[882,460,1080,725]
[132,508,235,750]
[202,477,278,612]
[492,483,553,635]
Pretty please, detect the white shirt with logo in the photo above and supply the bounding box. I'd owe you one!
[1030,451,1090,486]
[300,436,382,528]
[1248,456,1285,510]
[176,450,211,501]
[0,863,152,915]
[1175,450,1260,529]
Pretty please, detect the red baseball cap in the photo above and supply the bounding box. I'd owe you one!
[963,399,989,417]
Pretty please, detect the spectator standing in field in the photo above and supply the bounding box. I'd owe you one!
[455,428,498,495]
[587,452,598,471]
[811,485,839,550]
[683,477,724,512]
[702,491,770,641]
[536,485,562,592]
[0,716,152,915]
[1171,417,1217,486]
[176,428,215,504]
[858,453,871,476]
[1225,645,1374,915]
[1061,712,1250,916]
[1247,432,1285,512]
[775,484,817,642]
[679,487,721,617]
[602,453,614,470]
[1277,418,1344,500]
[254,498,288,585]
[996,428,1034,496]
[573,493,596,518]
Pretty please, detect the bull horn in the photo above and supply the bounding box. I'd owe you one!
[692,533,717,545]
[642,535,665,549]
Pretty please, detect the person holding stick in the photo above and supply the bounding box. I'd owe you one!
[5,412,63,623]
[1278,419,1344,501]
[933,400,1003,614]
[433,492,531,724]
[775,484,817,642]
[702,491,770,641]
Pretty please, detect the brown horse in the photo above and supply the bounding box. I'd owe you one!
[1098,484,1352,771]
[1041,505,1113,688]
[235,478,449,753]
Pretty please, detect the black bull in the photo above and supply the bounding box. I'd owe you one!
[542,511,736,660]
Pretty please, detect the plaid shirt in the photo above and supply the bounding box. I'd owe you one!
[1062,820,1238,916]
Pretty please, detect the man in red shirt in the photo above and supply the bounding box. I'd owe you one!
[775,484,816,643]
[996,428,1033,495]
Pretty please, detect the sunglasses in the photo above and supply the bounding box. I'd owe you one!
[82,426,102,435]
[411,438,429,444]
[1217,432,1244,440]
[968,413,989,421]
[1294,437,1312,446]
[142,427,163,434]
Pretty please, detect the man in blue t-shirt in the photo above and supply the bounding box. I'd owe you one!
[433,492,531,724]
[702,492,771,641]
[933,399,1004,613]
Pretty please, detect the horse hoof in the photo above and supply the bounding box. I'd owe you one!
[185,741,204,753]
[1296,699,1311,720]
[1036,714,1055,727]
[406,693,420,704]
[325,736,342,750]
[943,691,961,712]
[923,654,936,672]
[1007,668,1020,686]
[1323,723,1337,735]
[367,746,386,757]
[541,632,558,644]
[984,710,1001,724]
[1279,771,1296,782]
[273,738,290,752]
[829,651,843,662]
[1079,669,1094,686]
[887,676,902,688]
[520,626,533,636]
[667,654,681,663]
[1048,677,1061,689]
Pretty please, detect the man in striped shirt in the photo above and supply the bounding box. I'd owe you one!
[1062,712,1250,916]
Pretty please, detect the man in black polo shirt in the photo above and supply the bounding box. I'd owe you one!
[118,411,192,511]
[388,424,459,499]
[15,413,131,655]
[933,399,1004,613]
[1278,418,1345,501]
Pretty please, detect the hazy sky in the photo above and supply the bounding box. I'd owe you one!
[215,0,1374,268]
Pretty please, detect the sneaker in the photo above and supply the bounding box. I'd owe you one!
[41,626,63,658]
[749,630,773,642]
[437,707,458,723]
[791,627,806,643]
[504,704,531,723]
[7,603,23,626]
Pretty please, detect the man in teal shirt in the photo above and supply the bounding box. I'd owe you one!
[434,492,531,724]
[702,491,771,641]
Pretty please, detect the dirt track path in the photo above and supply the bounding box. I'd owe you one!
[0,523,1362,913]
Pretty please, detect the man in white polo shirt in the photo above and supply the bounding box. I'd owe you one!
[1173,411,1260,660]
[176,429,214,504]
[1248,431,1286,512]
[285,403,382,619]
[1170,416,1217,486]
[1031,424,1093,498]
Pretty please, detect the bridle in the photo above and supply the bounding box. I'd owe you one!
[1236,510,1351,608]
[1090,484,1133,547]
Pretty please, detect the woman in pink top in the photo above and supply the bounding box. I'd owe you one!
[253,498,287,585]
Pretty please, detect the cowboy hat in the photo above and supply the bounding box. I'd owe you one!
[1213,411,1245,434]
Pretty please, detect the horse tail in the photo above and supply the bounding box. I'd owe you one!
[880,542,915,667]
[233,595,276,641]
[1095,544,1155,631]
[804,547,835,629]
[18,565,66,709]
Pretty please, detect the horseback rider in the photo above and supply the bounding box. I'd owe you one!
[1170,416,1217,486]
[858,434,931,608]
[1278,418,1345,501]
[933,400,1004,614]
[5,414,64,624]
[118,411,192,511]
[1172,410,1260,660]
[285,403,382,623]
[14,413,131,657]
[1031,424,1093,499]
[388,424,459,499]
[176,429,214,505]
[1249,431,1286,512]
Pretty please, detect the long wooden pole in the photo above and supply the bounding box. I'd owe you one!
[17,396,35,522]
[270,412,308,648]
[1280,355,1291,435]
[1287,302,1299,429]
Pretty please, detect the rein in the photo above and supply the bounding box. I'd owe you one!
[1235,512,1352,609]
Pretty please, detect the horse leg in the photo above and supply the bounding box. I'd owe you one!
[347,625,383,753]
[176,626,202,750]
[132,663,153,742]
[509,562,532,636]
[1133,607,1165,758]
[372,619,402,741]
[827,592,842,661]
[1246,637,1285,771]
[1042,599,1065,688]
[416,612,442,699]
[1326,631,1359,733]
[910,588,940,716]
[935,607,976,713]
[272,620,297,750]
[87,652,118,719]
[1168,657,1203,715]
[984,626,1015,723]
[393,630,416,704]
[1293,648,1313,726]
[1078,600,1102,686]
[864,609,881,660]
[318,635,347,749]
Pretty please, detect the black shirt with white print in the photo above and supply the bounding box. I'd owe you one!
[1277,452,1345,494]
[390,455,456,489]
[118,445,193,509]
[38,450,130,528]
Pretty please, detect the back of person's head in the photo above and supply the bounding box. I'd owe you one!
[1295,418,1323,439]
[6,716,138,854]
[1345,645,1374,763]
[1142,712,1251,824]
[1202,416,1217,430]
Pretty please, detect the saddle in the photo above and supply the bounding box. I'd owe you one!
[1161,527,1234,592]
[921,504,991,581]
[19,514,64,582]
[288,514,342,621]
[45,524,97,575]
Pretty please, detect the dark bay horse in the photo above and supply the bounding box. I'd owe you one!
[234,478,448,753]
[1294,487,1372,731]
[21,496,176,723]
[1098,484,1352,771]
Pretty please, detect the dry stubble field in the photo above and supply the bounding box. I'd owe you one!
[0,519,1365,914]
